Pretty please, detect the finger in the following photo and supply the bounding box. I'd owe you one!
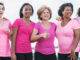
[71,57,72,60]
[73,57,76,60]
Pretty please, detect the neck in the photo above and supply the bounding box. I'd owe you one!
[23,17,30,22]
[42,20,49,24]
[63,17,71,22]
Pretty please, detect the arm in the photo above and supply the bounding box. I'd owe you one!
[31,28,49,42]
[70,29,80,60]
[31,29,43,42]
[71,29,80,51]
[11,27,18,60]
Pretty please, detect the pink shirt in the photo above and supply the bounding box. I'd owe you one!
[56,19,80,54]
[74,17,80,24]
[34,22,56,55]
[12,18,35,53]
[0,20,12,57]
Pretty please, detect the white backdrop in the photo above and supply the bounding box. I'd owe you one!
[0,0,80,57]
[0,0,80,23]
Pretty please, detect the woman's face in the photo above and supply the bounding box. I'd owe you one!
[22,5,32,18]
[62,6,72,18]
[40,9,50,21]
[0,5,4,18]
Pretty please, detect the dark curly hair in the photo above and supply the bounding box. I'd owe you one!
[58,3,73,18]
[20,3,34,18]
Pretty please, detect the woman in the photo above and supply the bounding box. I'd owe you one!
[0,2,12,60]
[56,3,80,60]
[11,3,35,60]
[31,6,57,60]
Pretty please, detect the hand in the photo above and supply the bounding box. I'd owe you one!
[5,28,11,35]
[56,16,62,21]
[11,53,16,60]
[70,51,77,60]
[41,32,49,39]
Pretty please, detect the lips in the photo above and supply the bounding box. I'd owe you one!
[66,13,72,16]
[0,12,3,15]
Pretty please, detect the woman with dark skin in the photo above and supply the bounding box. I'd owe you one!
[56,3,80,60]
[11,3,34,60]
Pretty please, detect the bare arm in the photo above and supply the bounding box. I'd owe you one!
[11,27,18,54]
[11,27,18,60]
[71,29,80,51]
[31,29,43,42]
[70,29,80,60]
[31,28,49,42]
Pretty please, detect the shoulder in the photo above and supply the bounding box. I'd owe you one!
[14,18,22,22]
[50,22,56,28]
[31,21,35,25]
[70,19,78,23]
[13,18,22,24]
[4,19,11,24]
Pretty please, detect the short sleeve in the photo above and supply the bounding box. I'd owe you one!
[72,20,80,29]
[34,23,39,31]
[12,19,20,28]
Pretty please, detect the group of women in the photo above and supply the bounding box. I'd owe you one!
[0,2,80,60]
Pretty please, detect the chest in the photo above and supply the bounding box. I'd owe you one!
[18,22,34,35]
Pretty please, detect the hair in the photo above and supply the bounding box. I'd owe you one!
[19,3,34,18]
[37,6,52,20]
[0,2,5,10]
[77,8,80,17]
[58,3,73,18]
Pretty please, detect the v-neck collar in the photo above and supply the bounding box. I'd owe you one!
[39,22,52,31]
[60,19,72,28]
[21,18,32,27]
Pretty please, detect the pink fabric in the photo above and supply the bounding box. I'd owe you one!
[74,17,80,51]
[0,20,12,57]
[74,17,80,24]
[12,18,35,53]
[34,22,56,55]
[56,19,80,54]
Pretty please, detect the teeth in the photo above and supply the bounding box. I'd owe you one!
[67,14,71,16]
[45,16,48,17]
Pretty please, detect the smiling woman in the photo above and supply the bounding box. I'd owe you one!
[56,3,80,60]
[31,6,57,60]
[11,3,35,60]
[0,2,12,60]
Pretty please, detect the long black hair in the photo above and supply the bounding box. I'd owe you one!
[19,3,34,18]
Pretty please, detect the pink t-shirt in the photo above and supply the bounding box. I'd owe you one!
[0,20,12,57]
[74,17,80,24]
[56,19,80,54]
[34,22,56,55]
[12,18,35,53]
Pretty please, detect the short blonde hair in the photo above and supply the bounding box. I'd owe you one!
[37,6,52,20]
